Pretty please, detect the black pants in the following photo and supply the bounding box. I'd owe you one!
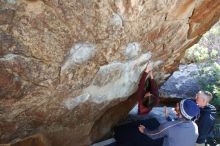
[114,118,163,146]
[206,137,218,146]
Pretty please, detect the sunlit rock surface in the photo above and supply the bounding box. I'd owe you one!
[159,63,219,99]
[1,0,220,145]
[159,64,201,98]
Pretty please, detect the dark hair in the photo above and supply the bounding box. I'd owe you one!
[142,94,157,108]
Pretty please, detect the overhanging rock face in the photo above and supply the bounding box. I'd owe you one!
[0,0,220,145]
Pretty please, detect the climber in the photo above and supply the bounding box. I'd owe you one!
[137,63,159,115]
[139,99,200,146]
[113,63,163,146]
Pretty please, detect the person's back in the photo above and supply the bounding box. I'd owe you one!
[197,103,216,144]
[194,91,217,145]
[163,119,198,146]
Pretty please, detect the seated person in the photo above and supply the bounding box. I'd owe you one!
[114,117,163,146]
[139,99,200,146]
[137,63,159,115]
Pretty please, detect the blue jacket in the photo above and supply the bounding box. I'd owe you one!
[196,104,216,143]
[143,118,198,146]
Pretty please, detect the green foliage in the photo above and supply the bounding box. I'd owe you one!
[195,60,220,106]
[184,44,218,63]
[185,45,220,105]
[207,22,220,35]
[212,85,220,105]
[184,20,220,107]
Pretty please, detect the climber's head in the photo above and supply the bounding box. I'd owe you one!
[142,92,157,108]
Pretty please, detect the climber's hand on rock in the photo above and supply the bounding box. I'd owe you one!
[145,63,152,73]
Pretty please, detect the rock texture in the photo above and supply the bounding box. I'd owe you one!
[0,134,49,146]
[0,0,220,146]
[159,64,201,98]
[159,63,219,100]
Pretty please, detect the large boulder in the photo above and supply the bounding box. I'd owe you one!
[159,64,201,98]
[0,0,220,145]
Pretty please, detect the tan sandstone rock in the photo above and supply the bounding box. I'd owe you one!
[0,0,220,146]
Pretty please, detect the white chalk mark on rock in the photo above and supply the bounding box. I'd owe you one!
[125,42,140,59]
[111,13,123,27]
[61,43,96,76]
[64,93,90,110]
[84,52,152,103]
